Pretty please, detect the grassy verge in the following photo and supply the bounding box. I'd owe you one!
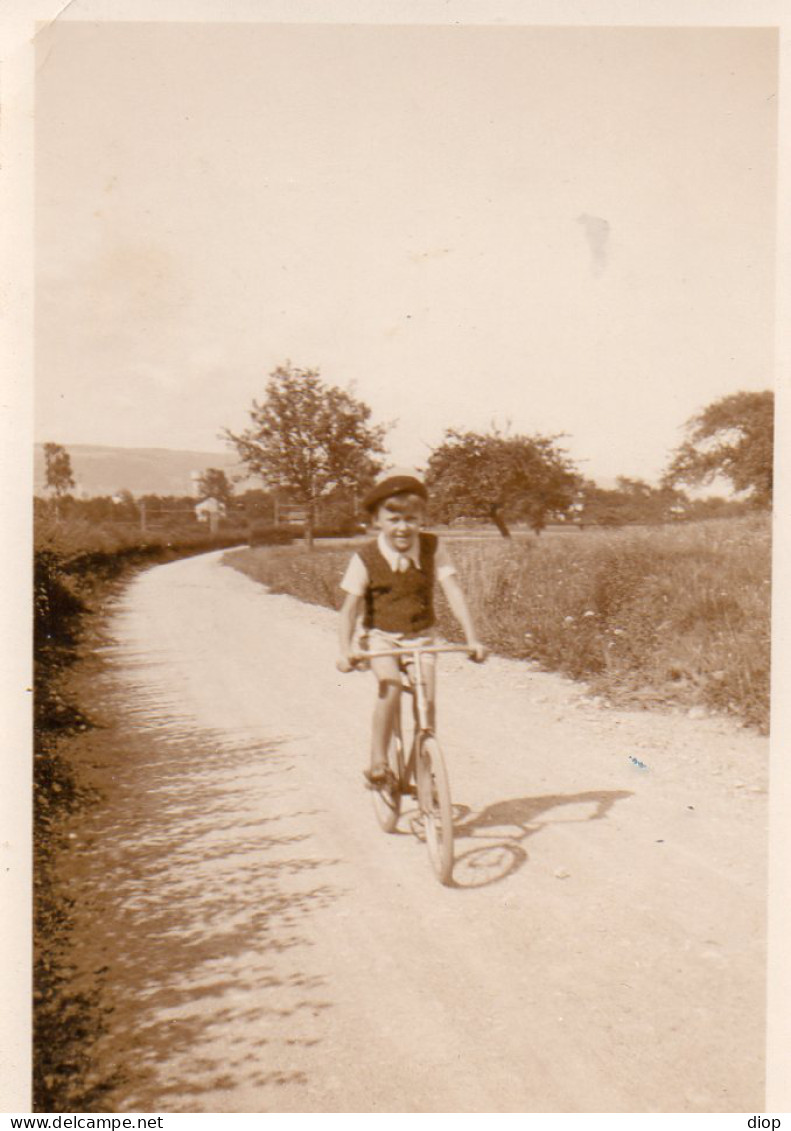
[224,516,771,731]
[35,516,250,844]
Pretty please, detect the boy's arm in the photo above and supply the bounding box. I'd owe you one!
[439,573,487,661]
[337,592,363,672]
[337,551,367,672]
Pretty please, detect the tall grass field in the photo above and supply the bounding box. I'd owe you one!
[225,515,771,732]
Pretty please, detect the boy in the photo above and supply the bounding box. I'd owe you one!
[336,470,486,788]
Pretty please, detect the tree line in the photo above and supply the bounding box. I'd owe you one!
[223,364,774,539]
[43,367,774,542]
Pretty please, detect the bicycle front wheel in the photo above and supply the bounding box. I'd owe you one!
[416,735,454,885]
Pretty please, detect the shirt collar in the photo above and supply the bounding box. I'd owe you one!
[377,531,421,570]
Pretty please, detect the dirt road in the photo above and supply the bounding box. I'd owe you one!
[61,550,768,1113]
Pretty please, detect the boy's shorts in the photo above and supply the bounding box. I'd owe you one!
[358,628,437,680]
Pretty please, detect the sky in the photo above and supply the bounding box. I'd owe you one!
[34,21,778,486]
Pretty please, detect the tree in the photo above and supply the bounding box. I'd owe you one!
[112,489,139,523]
[198,468,233,507]
[576,478,690,527]
[43,442,75,498]
[663,390,774,507]
[43,442,75,520]
[224,363,388,545]
[425,428,580,537]
[239,487,276,525]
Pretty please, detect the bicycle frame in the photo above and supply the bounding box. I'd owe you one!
[354,643,472,738]
[353,643,471,884]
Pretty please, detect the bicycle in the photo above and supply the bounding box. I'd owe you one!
[351,643,474,886]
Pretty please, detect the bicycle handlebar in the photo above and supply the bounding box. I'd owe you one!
[351,644,474,661]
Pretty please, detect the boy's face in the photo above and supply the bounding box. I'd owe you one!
[375,493,424,554]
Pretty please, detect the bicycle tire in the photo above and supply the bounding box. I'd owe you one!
[371,708,405,833]
[416,734,454,884]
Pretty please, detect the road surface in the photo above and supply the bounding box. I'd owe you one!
[60,550,768,1112]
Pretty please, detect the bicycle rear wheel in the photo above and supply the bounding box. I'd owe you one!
[371,710,405,833]
[416,735,454,885]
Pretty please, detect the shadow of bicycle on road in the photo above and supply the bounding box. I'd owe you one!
[447,789,634,888]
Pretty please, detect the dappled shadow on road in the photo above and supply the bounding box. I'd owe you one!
[450,790,633,888]
[54,674,343,1113]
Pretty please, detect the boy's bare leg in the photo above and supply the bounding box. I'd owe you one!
[369,656,401,778]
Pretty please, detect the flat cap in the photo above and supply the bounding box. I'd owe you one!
[362,474,428,513]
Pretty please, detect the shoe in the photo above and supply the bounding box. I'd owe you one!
[363,766,389,790]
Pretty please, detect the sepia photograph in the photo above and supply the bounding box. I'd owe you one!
[5,0,789,1117]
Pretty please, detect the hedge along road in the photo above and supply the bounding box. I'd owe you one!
[66,549,768,1113]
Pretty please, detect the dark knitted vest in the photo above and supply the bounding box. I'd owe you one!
[359,533,437,634]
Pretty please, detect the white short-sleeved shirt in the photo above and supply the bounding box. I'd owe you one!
[340,532,457,597]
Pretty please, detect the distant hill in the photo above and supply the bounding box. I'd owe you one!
[34,444,256,498]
